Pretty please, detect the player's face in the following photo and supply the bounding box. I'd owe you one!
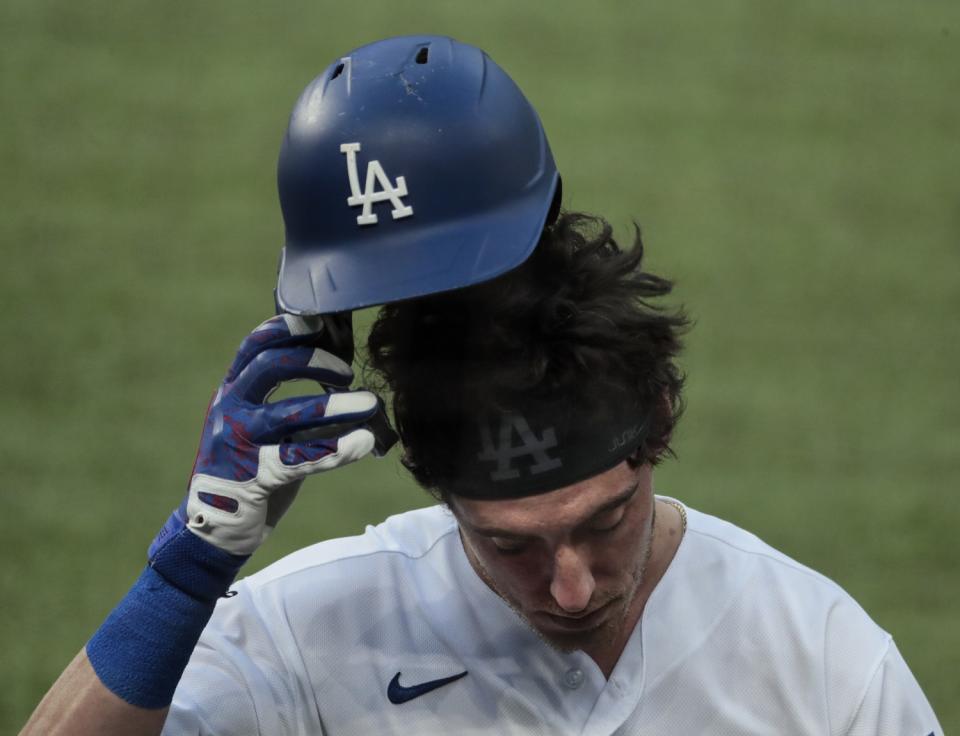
[453,461,656,656]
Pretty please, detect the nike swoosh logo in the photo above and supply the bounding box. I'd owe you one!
[387,670,468,704]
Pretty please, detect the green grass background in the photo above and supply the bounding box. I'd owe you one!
[2,1,958,731]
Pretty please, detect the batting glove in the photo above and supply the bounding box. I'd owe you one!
[86,314,386,705]
[149,314,381,568]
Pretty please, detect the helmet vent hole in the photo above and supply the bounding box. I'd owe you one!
[331,62,344,80]
[415,47,429,64]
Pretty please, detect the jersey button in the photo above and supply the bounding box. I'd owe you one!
[562,667,585,690]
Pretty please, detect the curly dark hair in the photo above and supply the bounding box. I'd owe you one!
[366,211,690,503]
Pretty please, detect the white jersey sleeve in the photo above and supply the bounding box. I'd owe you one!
[840,640,942,736]
[814,550,942,736]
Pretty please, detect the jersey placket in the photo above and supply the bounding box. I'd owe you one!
[447,530,621,734]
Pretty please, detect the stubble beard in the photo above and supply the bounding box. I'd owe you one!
[467,511,656,655]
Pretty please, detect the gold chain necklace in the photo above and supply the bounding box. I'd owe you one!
[664,499,687,535]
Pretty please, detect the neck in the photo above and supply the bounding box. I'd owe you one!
[584,497,684,677]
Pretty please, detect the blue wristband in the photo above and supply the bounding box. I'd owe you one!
[150,526,248,603]
[87,566,217,708]
[86,529,248,708]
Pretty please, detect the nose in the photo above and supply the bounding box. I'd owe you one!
[549,544,596,613]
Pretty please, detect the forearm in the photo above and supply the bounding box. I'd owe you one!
[19,559,226,734]
[20,649,168,736]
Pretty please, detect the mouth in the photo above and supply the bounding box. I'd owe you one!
[538,598,619,631]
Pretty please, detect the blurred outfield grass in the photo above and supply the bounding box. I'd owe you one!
[2,0,958,730]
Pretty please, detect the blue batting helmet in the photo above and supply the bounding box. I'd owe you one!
[275,35,561,315]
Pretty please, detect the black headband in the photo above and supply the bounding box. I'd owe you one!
[446,387,654,499]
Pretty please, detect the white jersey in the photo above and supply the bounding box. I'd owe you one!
[164,499,941,735]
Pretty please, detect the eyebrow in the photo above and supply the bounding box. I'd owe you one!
[464,481,641,539]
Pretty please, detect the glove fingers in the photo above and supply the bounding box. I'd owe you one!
[227,314,326,381]
[253,391,379,444]
[232,346,354,403]
[278,428,376,470]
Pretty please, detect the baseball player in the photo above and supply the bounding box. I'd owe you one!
[22,36,941,735]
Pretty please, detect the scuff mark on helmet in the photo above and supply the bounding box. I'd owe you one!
[397,73,424,101]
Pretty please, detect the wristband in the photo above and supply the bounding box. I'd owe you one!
[86,531,247,708]
[150,526,248,602]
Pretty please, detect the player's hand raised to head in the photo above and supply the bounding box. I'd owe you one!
[150,314,380,559]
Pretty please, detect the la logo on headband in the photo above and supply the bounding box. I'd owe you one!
[340,142,413,226]
[477,413,562,482]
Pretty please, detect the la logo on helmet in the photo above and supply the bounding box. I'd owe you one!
[340,142,414,226]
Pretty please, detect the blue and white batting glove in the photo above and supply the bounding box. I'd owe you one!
[87,314,383,708]
[148,314,380,589]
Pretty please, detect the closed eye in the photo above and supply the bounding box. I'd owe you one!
[491,539,529,555]
[589,516,625,534]
[584,503,629,534]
